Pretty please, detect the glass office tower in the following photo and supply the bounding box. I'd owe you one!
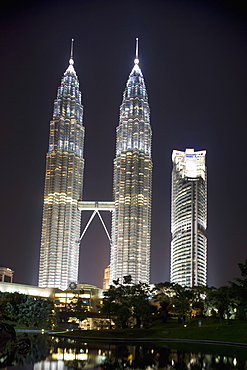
[111,41,152,284]
[171,149,207,287]
[38,47,85,290]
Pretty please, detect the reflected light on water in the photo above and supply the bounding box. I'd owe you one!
[4,334,247,369]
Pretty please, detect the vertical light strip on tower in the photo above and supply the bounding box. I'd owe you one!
[38,40,85,290]
[171,149,207,287]
[111,39,152,285]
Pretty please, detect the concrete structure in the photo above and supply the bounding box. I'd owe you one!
[78,201,114,247]
[111,39,152,284]
[0,281,54,298]
[171,148,207,287]
[0,282,103,311]
[0,267,14,283]
[38,41,85,290]
[103,265,110,290]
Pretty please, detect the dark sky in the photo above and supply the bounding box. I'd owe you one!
[0,0,246,289]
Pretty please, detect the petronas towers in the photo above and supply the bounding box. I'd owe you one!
[111,47,152,284]
[38,45,85,290]
[38,40,152,290]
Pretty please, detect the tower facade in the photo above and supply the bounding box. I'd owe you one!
[38,46,85,290]
[111,41,152,285]
[171,149,207,287]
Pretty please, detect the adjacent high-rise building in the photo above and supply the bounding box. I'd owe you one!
[171,149,207,287]
[38,42,85,290]
[110,40,152,285]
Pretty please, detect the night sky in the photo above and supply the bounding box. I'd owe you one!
[0,0,246,289]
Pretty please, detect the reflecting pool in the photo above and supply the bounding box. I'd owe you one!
[1,334,247,369]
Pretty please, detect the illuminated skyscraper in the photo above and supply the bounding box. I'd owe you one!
[38,42,85,290]
[171,149,207,287]
[110,39,152,285]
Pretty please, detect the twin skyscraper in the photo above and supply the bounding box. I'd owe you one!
[38,40,207,291]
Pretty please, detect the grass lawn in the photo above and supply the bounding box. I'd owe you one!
[152,318,247,343]
[57,318,247,345]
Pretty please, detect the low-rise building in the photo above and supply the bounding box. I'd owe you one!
[0,267,14,283]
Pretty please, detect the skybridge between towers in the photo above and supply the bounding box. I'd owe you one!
[78,201,115,245]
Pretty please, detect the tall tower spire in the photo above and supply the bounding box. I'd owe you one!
[110,39,152,285]
[135,37,139,63]
[38,41,85,290]
[70,38,74,60]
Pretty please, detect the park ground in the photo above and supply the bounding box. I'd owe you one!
[53,318,247,346]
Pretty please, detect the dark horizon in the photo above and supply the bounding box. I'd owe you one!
[0,0,246,289]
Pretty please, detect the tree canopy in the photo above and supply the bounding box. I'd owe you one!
[0,292,55,328]
[102,275,155,328]
[230,259,247,319]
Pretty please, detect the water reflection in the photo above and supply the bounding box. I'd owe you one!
[0,333,50,368]
[1,334,247,369]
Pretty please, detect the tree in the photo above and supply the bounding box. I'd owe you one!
[153,282,212,322]
[129,283,155,327]
[0,292,55,328]
[190,285,211,317]
[0,292,26,322]
[170,284,193,323]
[102,276,153,328]
[230,259,247,319]
[17,297,55,328]
[206,285,236,320]
[154,282,194,323]
[152,282,174,322]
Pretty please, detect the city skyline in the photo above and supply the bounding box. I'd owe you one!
[0,0,246,289]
